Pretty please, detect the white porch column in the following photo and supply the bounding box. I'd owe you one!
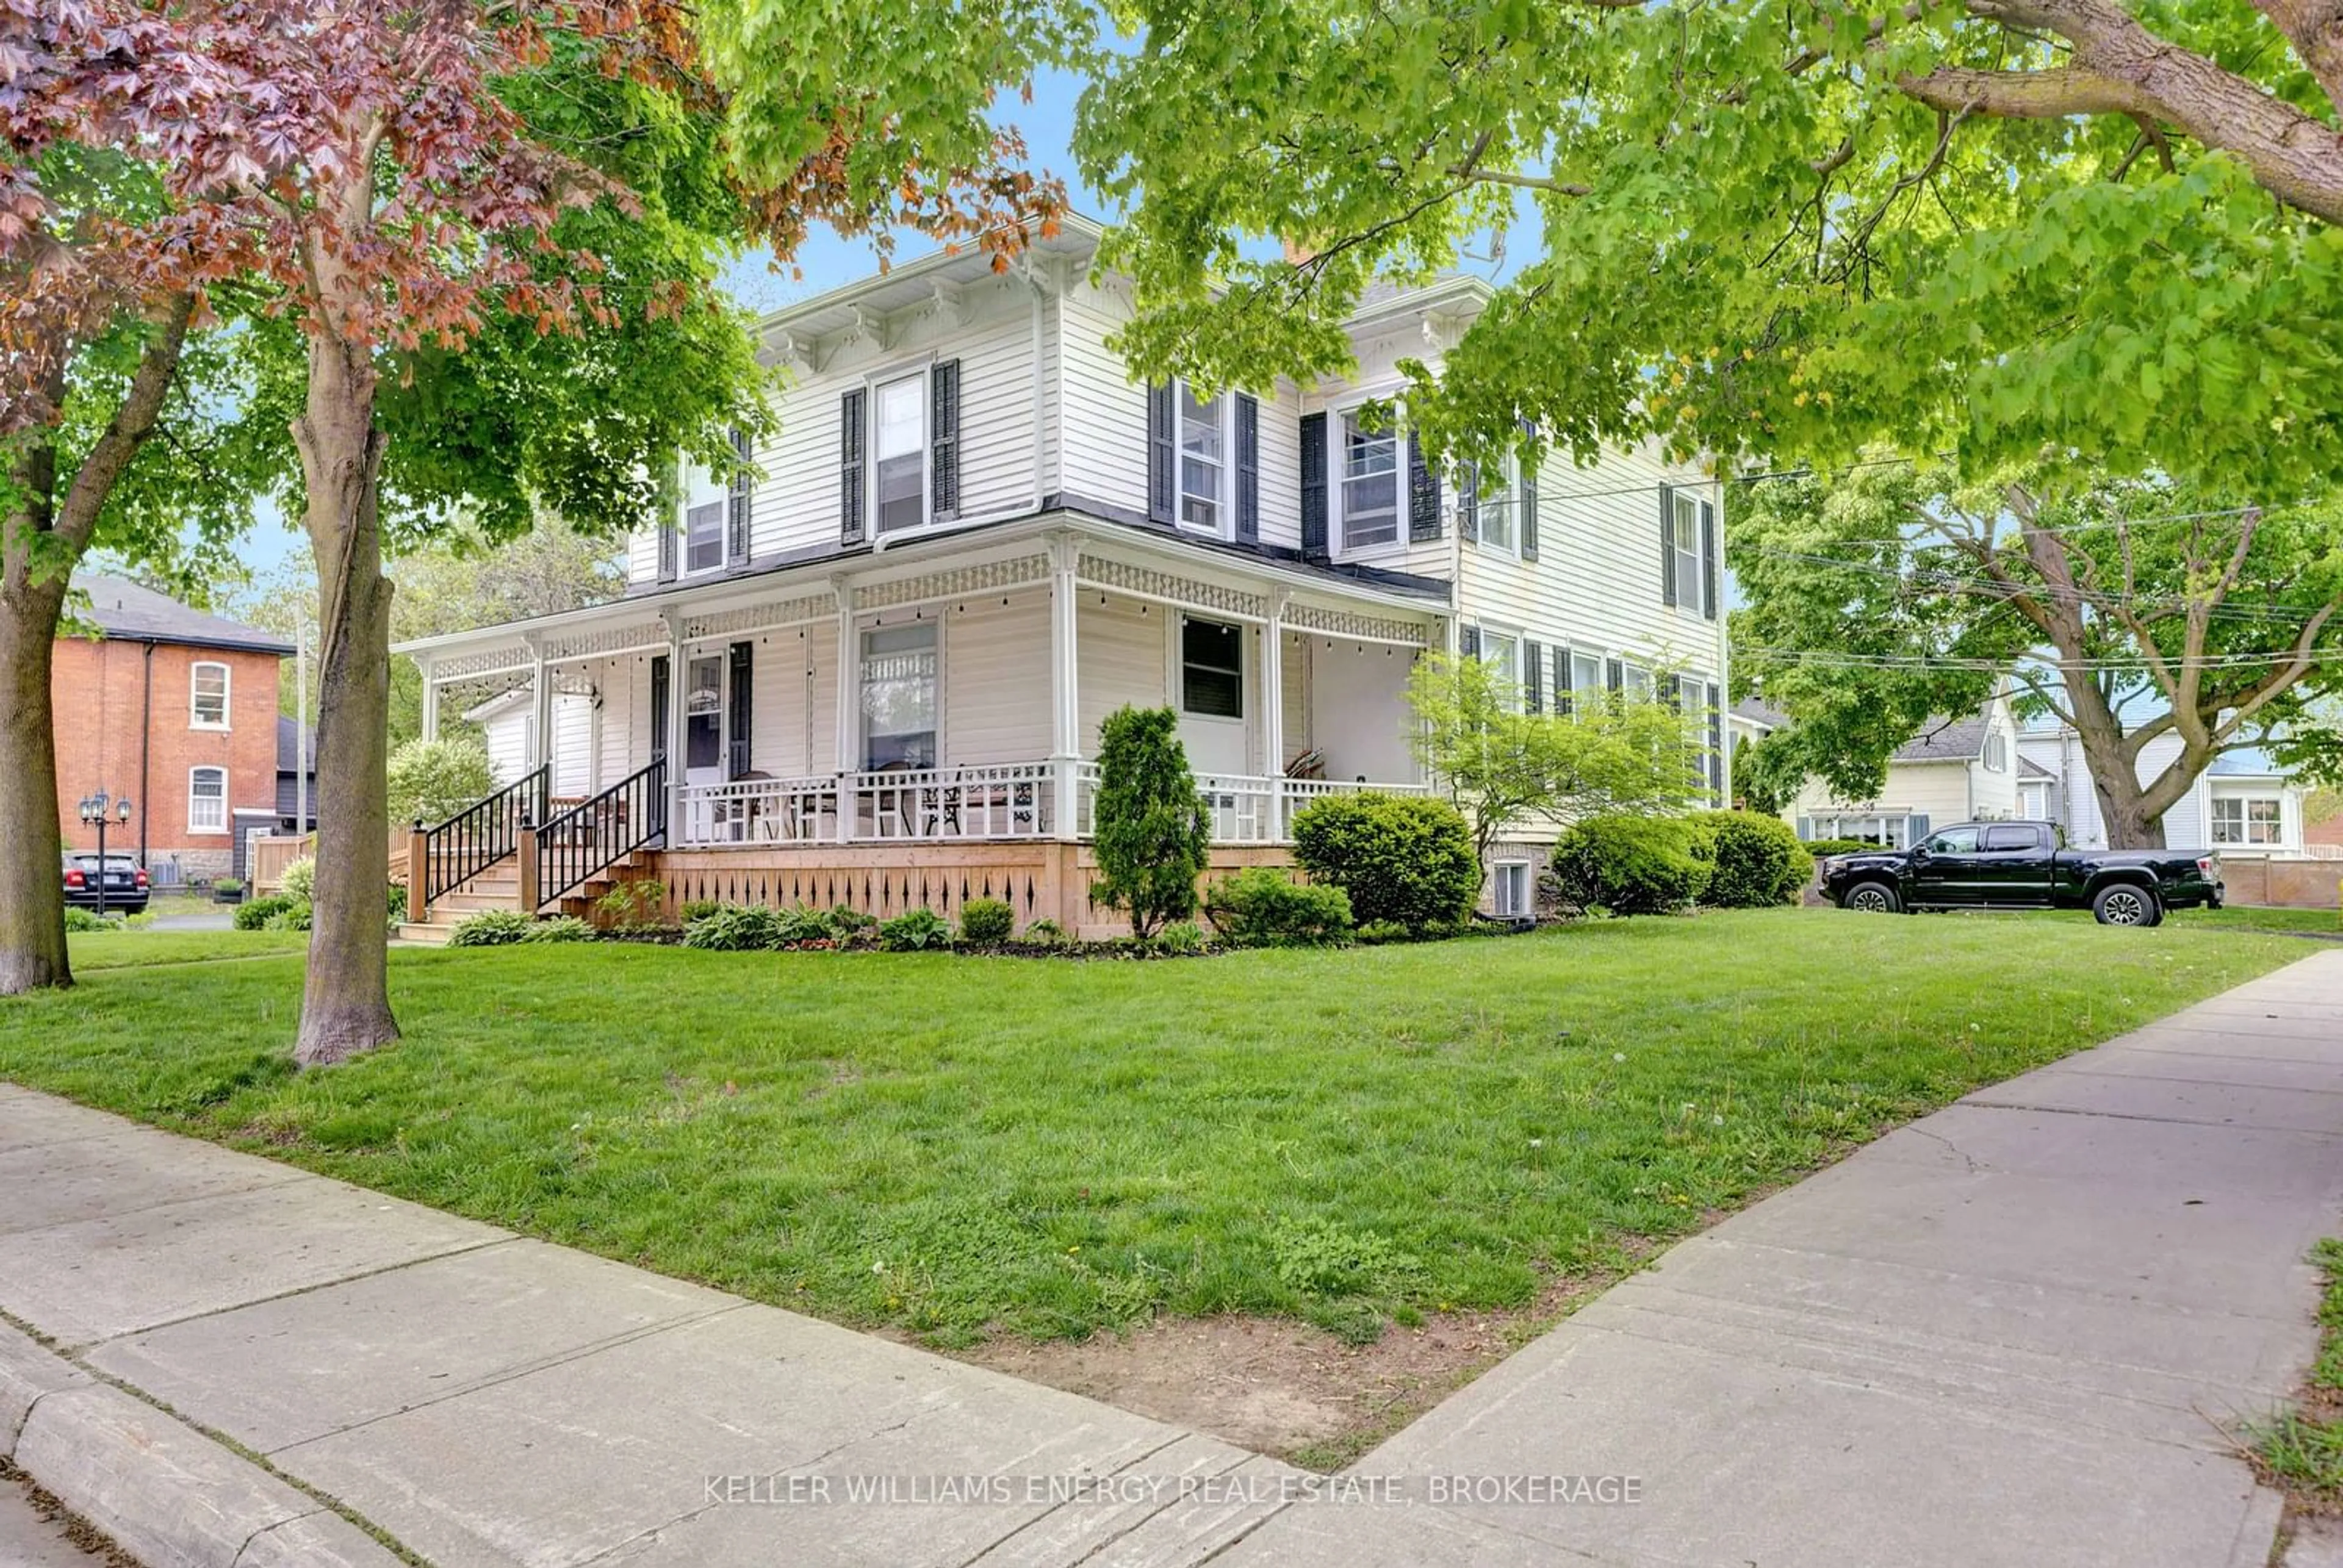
[832,575,857,843]
[661,609,685,837]
[1047,533,1081,840]
[1262,594,1287,838]
[419,660,440,742]
[526,635,550,775]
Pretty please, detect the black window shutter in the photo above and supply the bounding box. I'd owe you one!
[1706,682,1724,795]
[1660,673,1680,705]
[1700,497,1718,619]
[649,653,669,761]
[1605,657,1624,691]
[1524,639,1543,713]
[1406,431,1442,542]
[1456,459,1478,544]
[1553,646,1572,716]
[727,426,752,565]
[1459,624,1481,659]
[1519,420,1539,562]
[1147,382,1175,524]
[1658,483,1677,606]
[1235,394,1259,543]
[657,518,677,584]
[1298,412,1328,560]
[931,359,961,520]
[840,389,866,547]
[726,641,753,780]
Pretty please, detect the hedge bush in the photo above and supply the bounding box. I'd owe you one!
[878,907,954,951]
[1694,811,1815,908]
[262,901,314,932]
[279,856,317,902]
[1802,836,1882,859]
[63,907,121,932]
[1547,815,1711,916]
[521,915,595,943]
[959,897,1015,943]
[682,904,788,951]
[1203,868,1354,946]
[1290,793,1480,933]
[1091,705,1211,937]
[387,736,498,829]
[448,908,534,946]
[234,893,300,931]
[678,898,724,924]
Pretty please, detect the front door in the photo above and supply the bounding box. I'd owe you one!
[1910,824,1987,905]
[684,654,724,839]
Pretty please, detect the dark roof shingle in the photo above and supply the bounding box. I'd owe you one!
[70,574,293,656]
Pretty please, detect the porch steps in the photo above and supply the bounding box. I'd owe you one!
[393,855,649,945]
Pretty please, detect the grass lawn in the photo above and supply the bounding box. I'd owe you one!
[65,929,309,971]
[2194,904,2343,935]
[0,908,2309,1351]
[2254,1238,2343,1503]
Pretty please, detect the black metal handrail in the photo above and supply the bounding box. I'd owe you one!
[534,756,667,909]
[421,764,549,905]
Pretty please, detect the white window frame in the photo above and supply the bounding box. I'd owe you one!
[2018,781,2050,819]
[1671,490,1705,611]
[1175,381,1231,539]
[683,500,726,577]
[190,661,231,730]
[1476,627,1522,710]
[1619,661,1652,698]
[1336,405,1402,555]
[188,766,228,835]
[1567,649,1605,708]
[1476,448,1518,556]
[2211,793,2284,847]
[859,619,943,770]
[1807,812,1912,849]
[1982,730,2009,772]
[1492,860,1532,918]
[869,364,934,539]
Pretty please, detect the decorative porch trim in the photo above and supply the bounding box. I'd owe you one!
[682,593,837,643]
[543,620,670,664]
[428,643,533,681]
[1283,601,1437,648]
[854,554,1049,611]
[1075,552,1267,620]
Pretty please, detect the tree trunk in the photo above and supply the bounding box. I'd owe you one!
[292,320,399,1066]
[0,554,71,996]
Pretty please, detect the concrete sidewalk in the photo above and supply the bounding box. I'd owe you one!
[3,949,2340,1567]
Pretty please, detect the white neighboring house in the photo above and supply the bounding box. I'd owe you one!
[1787,694,2022,847]
[394,214,1730,936]
[2015,726,2309,855]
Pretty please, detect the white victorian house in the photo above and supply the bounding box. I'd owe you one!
[394,215,1730,938]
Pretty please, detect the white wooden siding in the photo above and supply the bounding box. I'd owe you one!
[943,591,1051,763]
[1309,637,1419,785]
[1057,279,1152,518]
[480,703,529,786]
[1077,595,1166,751]
[550,693,594,796]
[1793,763,1979,829]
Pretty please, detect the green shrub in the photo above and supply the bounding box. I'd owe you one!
[123,912,156,930]
[234,894,300,931]
[1091,705,1211,937]
[63,907,121,932]
[1694,811,1815,908]
[387,883,410,922]
[827,904,876,932]
[1353,919,1410,944]
[388,736,498,828]
[679,898,724,924]
[520,915,594,943]
[1203,868,1354,947]
[262,902,314,932]
[594,880,666,932]
[877,907,953,951]
[682,904,788,951]
[1290,793,1480,933]
[279,855,317,902]
[448,909,534,947]
[1547,815,1711,916]
[1152,919,1207,954]
[771,905,844,947]
[212,878,242,897]
[1021,918,1069,948]
[958,897,1015,944]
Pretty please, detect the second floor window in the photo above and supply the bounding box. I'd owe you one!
[190,662,229,728]
[685,502,724,574]
[874,373,927,534]
[1671,491,1705,609]
[1340,411,1398,550]
[1478,451,1516,553]
[1982,731,2009,771]
[1178,385,1225,532]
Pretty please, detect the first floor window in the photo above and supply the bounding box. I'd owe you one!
[2211,796,2283,846]
[189,767,226,832]
[685,502,725,574]
[1478,631,1521,707]
[1493,861,1531,918]
[862,622,938,768]
[1182,616,1244,719]
[190,661,229,728]
[1178,383,1225,533]
[874,373,927,534]
[1569,650,1604,707]
[1619,663,1651,697]
[685,653,723,772]
[1339,410,1399,549]
[1806,813,1912,849]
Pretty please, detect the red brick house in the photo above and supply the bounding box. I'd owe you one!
[55,575,292,885]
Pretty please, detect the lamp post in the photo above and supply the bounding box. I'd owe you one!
[76,791,134,918]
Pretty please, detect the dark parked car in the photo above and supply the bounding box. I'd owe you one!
[1817,820,2222,926]
[62,853,149,916]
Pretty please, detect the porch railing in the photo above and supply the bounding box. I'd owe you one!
[677,761,1058,847]
[531,757,667,909]
[1065,761,1428,846]
[419,763,547,905]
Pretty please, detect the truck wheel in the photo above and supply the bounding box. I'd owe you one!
[2091,883,2159,927]
[1843,881,1901,915]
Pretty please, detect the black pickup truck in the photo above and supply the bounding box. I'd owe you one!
[1817,820,2223,926]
